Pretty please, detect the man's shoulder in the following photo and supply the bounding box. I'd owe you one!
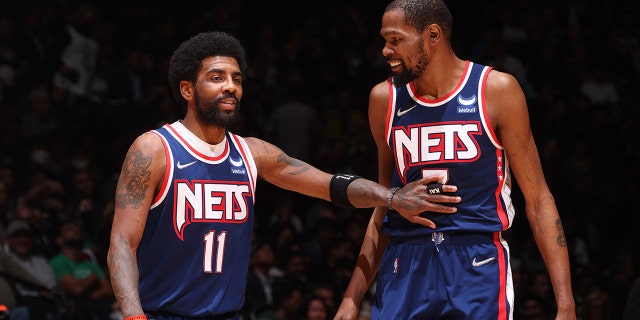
[484,68,521,94]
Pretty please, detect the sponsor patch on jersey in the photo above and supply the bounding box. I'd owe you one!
[456,94,477,113]
[231,168,246,175]
[229,156,243,167]
[457,106,477,113]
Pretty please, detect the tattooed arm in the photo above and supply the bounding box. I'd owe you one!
[107,133,166,318]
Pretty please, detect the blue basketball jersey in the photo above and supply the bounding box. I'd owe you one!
[384,61,514,237]
[136,121,257,317]
[375,61,514,320]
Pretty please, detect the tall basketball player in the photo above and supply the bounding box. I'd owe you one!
[335,1,576,319]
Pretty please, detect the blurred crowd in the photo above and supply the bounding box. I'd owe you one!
[0,0,638,319]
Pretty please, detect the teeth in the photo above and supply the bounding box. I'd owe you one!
[389,61,401,67]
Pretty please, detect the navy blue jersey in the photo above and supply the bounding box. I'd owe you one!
[136,121,257,317]
[376,62,515,320]
[384,61,514,237]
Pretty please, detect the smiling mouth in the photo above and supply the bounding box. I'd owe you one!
[217,98,237,109]
[388,60,402,70]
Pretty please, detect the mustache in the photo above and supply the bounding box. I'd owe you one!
[214,93,239,104]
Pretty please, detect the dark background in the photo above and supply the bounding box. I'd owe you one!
[0,0,638,318]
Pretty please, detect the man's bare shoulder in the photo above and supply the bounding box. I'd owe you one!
[370,80,391,100]
[243,137,281,159]
[486,69,521,94]
[243,137,265,152]
[129,131,165,154]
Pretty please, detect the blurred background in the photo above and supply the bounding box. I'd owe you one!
[0,0,637,319]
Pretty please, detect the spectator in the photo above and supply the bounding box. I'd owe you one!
[269,277,305,320]
[267,195,304,235]
[518,293,553,320]
[525,270,556,314]
[65,167,110,270]
[302,217,337,273]
[298,294,329,320]
[310,283,338,318]
[20,84,60,144]
[51,3,100,110]
[244,241,281,318]
[308,237,354,286]
[604,253,638,319]
[0,246,46,320]
[581,290,611,320]
[3,219,59,319]
[12,204,55,258]
[49,219,118,320]
[276,250,313,295]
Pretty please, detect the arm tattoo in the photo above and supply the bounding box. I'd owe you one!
[555,218,567,247]
[110,235,141,308]
[276,152,310,175]
[115,150,152,209]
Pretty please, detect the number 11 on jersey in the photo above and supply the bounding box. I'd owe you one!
[203,230,227,273]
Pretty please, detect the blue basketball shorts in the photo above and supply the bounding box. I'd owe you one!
[372,231,513,320]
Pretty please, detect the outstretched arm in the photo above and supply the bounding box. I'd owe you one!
[245,137,458,222]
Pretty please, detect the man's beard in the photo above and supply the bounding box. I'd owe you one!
[194,89,241,126]
[392,46,428,87]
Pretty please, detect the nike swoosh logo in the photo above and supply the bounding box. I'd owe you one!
[176,161,197,169]
[472,257,496,267]
[396,104,417,117]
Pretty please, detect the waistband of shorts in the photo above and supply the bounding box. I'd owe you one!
[390,231,498,244]
[145,310,239,320]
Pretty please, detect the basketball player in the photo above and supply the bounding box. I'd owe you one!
[107,31,460,320]
[334,1,576,319]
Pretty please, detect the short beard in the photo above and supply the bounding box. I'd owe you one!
[392,44,428,88]
[194,89,241,126]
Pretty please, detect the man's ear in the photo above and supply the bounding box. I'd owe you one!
[180,80,193,101]
[425,24,441,43]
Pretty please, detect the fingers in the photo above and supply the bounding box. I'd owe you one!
[426,183,448,195]
[407,216,437,229]
[415,176,457,194]
[417,175,445,184]
[393,177,461,229]
[428,194,460,205]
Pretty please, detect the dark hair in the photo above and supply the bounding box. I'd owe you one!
[385,0,453,38]
[168,31,247,108]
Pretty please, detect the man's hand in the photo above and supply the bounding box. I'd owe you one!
[333,297,360,320]
[392,176,460,229]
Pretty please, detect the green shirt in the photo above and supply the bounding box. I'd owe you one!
[49,254,105,280]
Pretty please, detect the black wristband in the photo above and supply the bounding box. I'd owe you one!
[329,173,362,208]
